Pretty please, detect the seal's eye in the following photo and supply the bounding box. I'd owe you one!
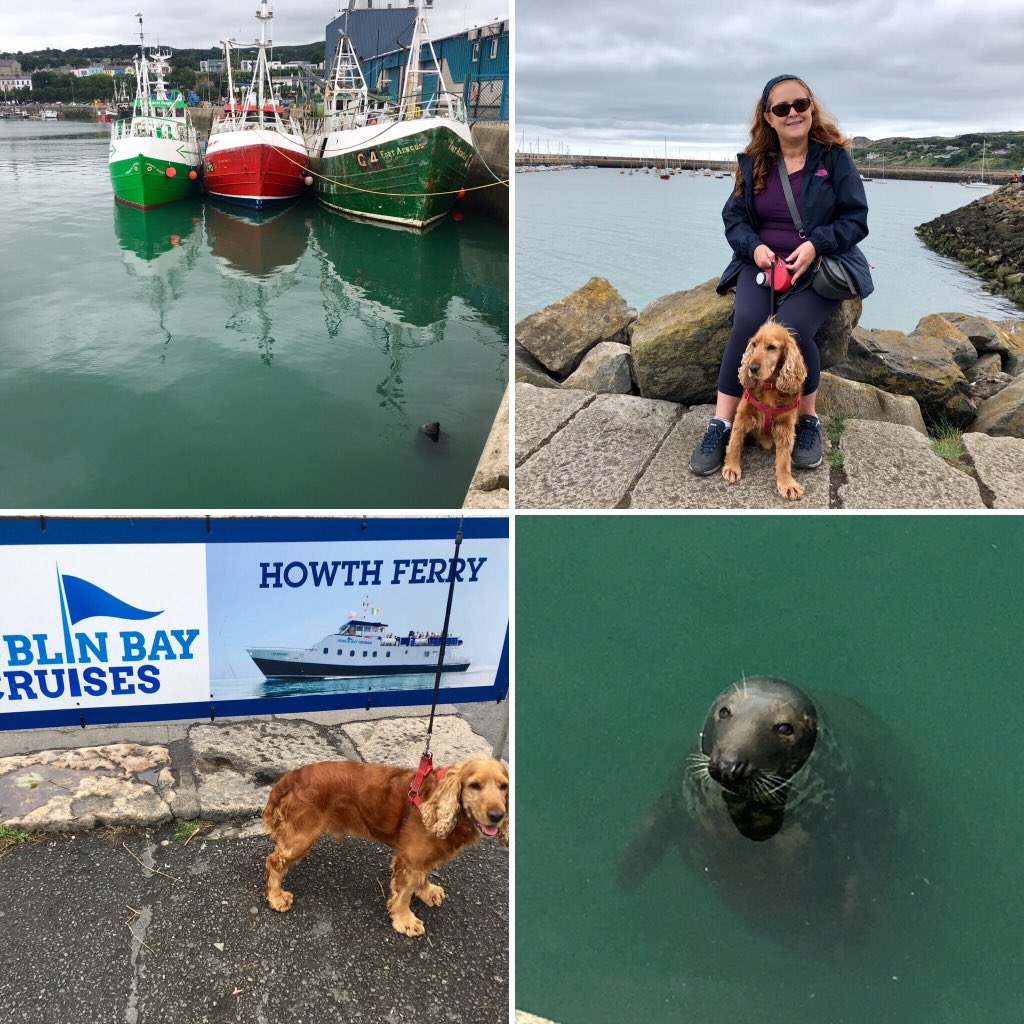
[718,706,731,719]
[775,722,795,736]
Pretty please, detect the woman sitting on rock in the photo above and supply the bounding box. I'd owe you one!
[690,74,874,476]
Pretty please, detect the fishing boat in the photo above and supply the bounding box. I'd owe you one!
[108,16,201,209]
[246,598,471,679]
[202,1,310,208]
[305,0,475,229]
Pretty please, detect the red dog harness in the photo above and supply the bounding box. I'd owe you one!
[408,751,448,808]
[742,382,801,435]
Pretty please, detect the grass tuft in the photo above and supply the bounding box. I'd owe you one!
[0,825,33,852]
[929,421,971,473]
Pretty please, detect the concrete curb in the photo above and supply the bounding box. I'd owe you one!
[0,704,508,832]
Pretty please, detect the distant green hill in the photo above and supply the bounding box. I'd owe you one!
[1,42,325,73]
[851,132,1024,171]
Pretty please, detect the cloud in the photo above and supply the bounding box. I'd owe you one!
[516,0,1024,156]
[4,1,505,54]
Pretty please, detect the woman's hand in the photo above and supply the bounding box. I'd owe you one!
[785,240,818,283]
[753,244,777,270]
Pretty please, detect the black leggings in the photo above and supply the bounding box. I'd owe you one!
[716,264,840,398]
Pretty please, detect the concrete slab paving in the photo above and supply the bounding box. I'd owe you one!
[515,383,595,466]
[838,419,985,508]
[631,404,831,509]
[516,393,681,508]
[343,714,494,765]
[962,432,1024,508]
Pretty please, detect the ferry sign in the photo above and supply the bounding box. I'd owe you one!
[0,517,508,731]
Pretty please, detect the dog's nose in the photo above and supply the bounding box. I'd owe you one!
[487,809,505,824]
[749,362,760,374]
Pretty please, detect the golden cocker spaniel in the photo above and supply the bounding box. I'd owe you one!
[722,319,808,501]
[263,755,509,936]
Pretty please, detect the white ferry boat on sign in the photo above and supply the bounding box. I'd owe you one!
[246,599,470,679]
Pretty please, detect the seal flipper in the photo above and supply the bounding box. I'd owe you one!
[616,783,685,891]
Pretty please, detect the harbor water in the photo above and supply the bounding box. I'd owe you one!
[0,121,508,508]
[515,167,1023,331]
[516,515,1024,1024]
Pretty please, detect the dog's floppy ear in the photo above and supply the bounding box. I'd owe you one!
[419,762,463,838]
[775,329,807,395]
[737,335,759,390]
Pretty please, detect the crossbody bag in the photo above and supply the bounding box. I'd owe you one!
[776,155,859,301]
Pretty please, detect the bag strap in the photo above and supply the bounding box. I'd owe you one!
[776,156,805,238]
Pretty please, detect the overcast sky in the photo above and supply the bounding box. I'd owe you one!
[517,0,1024,158]
[4,1,506,53]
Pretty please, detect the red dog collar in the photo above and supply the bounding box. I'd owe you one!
[408,752,448,808]
[742,388,801,435]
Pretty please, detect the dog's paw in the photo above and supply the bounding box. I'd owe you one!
[392,913,426,937]
[418,882,445,907]
[779,479,804,501]
[268,890,294,912]
[722,465,741,483]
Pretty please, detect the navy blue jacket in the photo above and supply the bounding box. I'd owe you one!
[717,139,874,299]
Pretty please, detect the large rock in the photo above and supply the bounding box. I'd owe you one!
[816,296,863,369]
[630,279,861,403]
[994,320,1024,375]
[515,277,635,378]
[515,345,560,389]
[837,420,984,508]
[515,393,680,508]
[962,433,1024,507]
[831,326,976,426]
[562,342,633,393]
[942,313,1024,369]
[911,314,979,371]
[816,371,927,434]
[630,279,732,403]
[970,376,1024,437]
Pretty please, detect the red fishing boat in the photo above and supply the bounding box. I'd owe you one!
[202,1,309,209]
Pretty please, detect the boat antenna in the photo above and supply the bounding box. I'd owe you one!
[255,0,272,112]
[135,12,144,59]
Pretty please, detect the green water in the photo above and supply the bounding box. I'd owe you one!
[516,516,1024,1023]
[0,121,507,508]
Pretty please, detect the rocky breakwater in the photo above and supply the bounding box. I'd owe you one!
[917,181,1024,308]
[515,277,1024,509]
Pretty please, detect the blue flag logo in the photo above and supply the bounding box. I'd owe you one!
[61,574,163,625]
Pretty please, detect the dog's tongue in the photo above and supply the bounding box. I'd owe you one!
[479,823,500,837]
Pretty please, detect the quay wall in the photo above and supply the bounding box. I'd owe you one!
[516,151,1019,185]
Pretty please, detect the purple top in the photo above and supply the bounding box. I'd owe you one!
[753,168,804,259]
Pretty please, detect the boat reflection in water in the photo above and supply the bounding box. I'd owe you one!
[308,207,507,417]
[204,199,310,364]
[112,199,203,355]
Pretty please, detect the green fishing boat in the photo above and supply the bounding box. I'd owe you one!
[305,0,474,229]
[109,17,200,209]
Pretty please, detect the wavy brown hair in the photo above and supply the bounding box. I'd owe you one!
[733,78,850,197]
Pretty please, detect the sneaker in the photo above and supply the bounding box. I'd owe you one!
[792,414,823,469]
[689,417,731,475]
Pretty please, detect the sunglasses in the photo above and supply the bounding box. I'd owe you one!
[769,97,812,117]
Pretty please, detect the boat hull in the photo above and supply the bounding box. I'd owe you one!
[109,135,199,209]
[248,652,471,679]
[310,119,474,229]
[204,130,308,208]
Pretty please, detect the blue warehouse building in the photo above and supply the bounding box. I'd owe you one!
[325,5,508,122]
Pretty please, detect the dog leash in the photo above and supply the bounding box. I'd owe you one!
[409,518,464,807]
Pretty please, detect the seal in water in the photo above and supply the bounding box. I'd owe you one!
[617,675,904,939]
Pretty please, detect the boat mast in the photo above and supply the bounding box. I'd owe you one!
[400,0,424,119]
[255,0,272,114]
[223,38,236,116]
[133,12,150,117]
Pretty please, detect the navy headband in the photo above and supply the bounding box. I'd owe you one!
[761,74,802,112]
